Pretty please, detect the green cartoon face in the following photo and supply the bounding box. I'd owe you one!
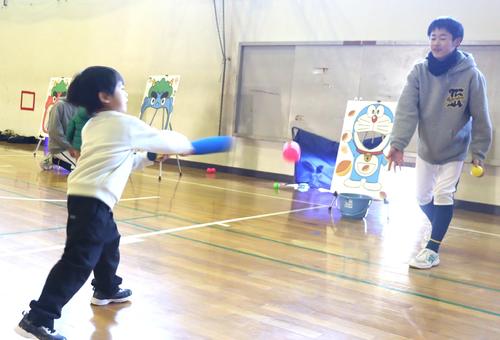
[141,78,175,114]
[148,78,173,98]
[51,80,68,97]
[42,79,70,134]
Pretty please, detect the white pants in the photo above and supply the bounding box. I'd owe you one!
[415,156,463,206]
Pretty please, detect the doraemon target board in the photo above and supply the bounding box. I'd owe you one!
[330,100,396,200]
[139,75,180,130]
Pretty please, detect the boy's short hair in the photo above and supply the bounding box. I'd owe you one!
[427,17,464,40]
[67,66,124,115]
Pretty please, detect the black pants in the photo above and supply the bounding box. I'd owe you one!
[52,152,76,172]
[28,196,122,329]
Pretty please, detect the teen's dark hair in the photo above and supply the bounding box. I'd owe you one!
[67,66,123,115]
[427,17,464,40]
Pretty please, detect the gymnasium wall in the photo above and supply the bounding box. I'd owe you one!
[0,0,499,205]
[0,0,222,140]
[222,0,500,206]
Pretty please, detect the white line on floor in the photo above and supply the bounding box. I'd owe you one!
[0,245,64,257]
[0,195,160,202]
[138,172,319,205]
[120,196,160,202]
[449,225,500,238]
[0,196,66,202]
[121,205,330,241]
[1,205,328,257]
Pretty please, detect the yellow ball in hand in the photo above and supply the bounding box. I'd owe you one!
[470,165,484,177]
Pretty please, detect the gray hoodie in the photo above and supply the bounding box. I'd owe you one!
[47,98,79,154]
[391,51,492,164]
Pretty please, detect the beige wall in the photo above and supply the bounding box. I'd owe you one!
[0,0,499,205]
[0,0,222,139]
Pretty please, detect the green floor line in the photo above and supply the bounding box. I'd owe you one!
[3,176,499,316]
[168,232,500,318]
[121,220,159,233]
[3,181,499,298]
[0,215,160,237]
[118,214,165,223]
[0,226,65,237]
[0,176,68,195]
[209,225,500,293]
[0,176,200,223]
[119,219,500,317]
[0,187,66,209]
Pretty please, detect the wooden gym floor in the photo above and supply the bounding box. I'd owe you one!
[0,143,499,339]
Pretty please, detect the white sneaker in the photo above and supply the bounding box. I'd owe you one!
[409,248,440,269]
[39,155,53,171]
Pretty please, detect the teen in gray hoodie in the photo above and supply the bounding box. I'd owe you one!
[388,17,492,269]
[40,98,79,171]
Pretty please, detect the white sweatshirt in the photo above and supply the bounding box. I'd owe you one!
[67,110,193,209]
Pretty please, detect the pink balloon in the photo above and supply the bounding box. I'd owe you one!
[282,141,301,163]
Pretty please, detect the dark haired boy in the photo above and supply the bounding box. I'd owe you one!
[388,17,492,269]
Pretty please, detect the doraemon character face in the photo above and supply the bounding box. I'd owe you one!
[352,104,394,153]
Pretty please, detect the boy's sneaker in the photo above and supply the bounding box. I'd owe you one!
[39,155,53,171]
[91,288,132,306]
[409,248,440,269]
[15,312,66,340]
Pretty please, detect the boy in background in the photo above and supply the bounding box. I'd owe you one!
[388,17,492,269]
[41,97,79,171]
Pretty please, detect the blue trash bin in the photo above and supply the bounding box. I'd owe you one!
[337,193,373,219]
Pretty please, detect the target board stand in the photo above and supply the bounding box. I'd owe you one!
[330,100,396,211]
[33,77,72,157]
[139,75,181,181]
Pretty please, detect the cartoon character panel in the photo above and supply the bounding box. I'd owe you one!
[330,100,396,200]
[139,75,180,130]
[38,77,72,137]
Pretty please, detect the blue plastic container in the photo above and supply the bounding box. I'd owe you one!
[337,193,373,219]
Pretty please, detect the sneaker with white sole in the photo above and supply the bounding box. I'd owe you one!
[39,155,53,171]
[15,311,66,340]
[91,288,132,306]
[409,248,440,269]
